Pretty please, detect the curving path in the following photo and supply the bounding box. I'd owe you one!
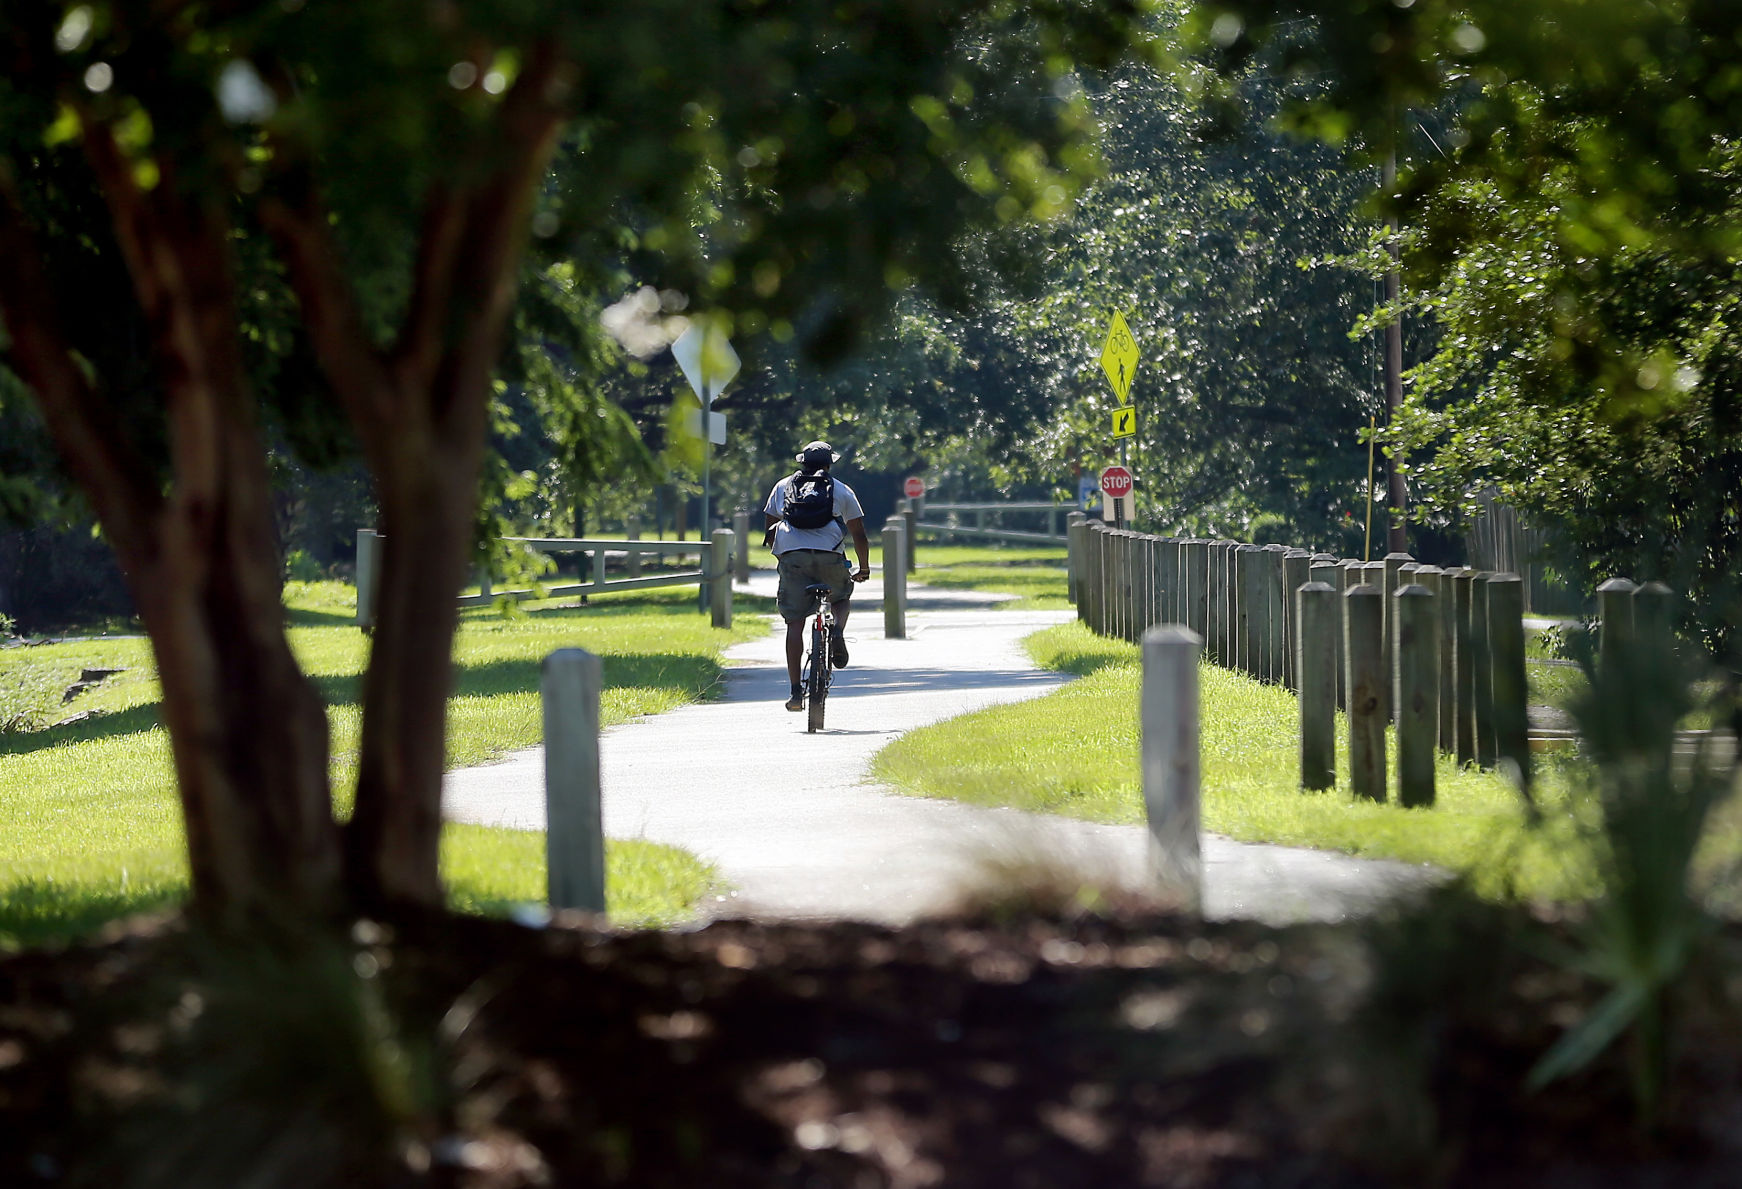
[441,572,1436,926]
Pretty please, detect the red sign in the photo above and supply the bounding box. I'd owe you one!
[1099,466,1133,499]
[903,476,925,499]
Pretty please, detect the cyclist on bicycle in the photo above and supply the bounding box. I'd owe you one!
[763,440,871,711]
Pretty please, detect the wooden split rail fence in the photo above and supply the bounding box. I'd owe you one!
[356,527,740,630]
[910,500,1072,547]
[1067,514,1682,809]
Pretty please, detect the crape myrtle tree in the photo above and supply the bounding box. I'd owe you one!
[0,0,1146,921]
[1189,0,1742,651]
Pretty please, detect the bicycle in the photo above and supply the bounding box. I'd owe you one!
[799,581,836,733]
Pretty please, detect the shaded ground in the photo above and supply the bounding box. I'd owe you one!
[4,904,1742,1188]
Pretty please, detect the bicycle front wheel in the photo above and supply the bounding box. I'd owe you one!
[806,623,829,733]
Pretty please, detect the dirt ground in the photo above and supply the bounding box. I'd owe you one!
[3,901,1741,1188]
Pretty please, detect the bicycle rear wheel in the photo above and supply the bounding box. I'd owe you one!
[806,623,829,733]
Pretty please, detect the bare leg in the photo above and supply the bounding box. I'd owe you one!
[785,619,804,687]
[833,599,850,634]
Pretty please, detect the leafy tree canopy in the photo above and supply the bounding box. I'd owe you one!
[0,0,1152,919]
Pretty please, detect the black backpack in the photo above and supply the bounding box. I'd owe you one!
[783,470,840,531]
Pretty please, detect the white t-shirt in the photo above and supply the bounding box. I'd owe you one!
[764,471,864,555]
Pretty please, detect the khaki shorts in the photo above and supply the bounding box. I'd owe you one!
[776,549,853,622]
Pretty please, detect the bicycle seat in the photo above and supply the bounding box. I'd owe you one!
[803,583,834,596]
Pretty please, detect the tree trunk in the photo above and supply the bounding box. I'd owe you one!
[256,48,566,913]
[0,169,344,923]
[343,431,483,909]
[134,435,343,921]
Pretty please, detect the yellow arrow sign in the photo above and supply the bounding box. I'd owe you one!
[1111,406,1137,439]
[1099,312,1139,405]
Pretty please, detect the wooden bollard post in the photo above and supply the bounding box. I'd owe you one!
[1083,521,1101,632]
[1078,518,1097,626]
[1487,573,1530,794]
[1067,512,1086,606]
[1236,545,1265,679]
[710,529,734,628]
[1184,540,1209,639]
[1298,581,1337,791]
[1112,531,1130,642]
[1127,533,1144,643]
[1148,537,1165,632]
[1398,560,1421,601]
[1153,537,1169,629]
[1115,530,1131,640]
[1142,625,1202,913]
[1382,552,1413,719]
[1134,534,1150,642]
[1394,584,1438,808]
[1598,576,1638,675]
[1170,538,1186,627]
[1217,541,1240,667]
[1345,584,1386,801]
[1363,561,1386,711]
[1204,541,1227,664]
[1262,545,1289,684]
[1336,560,1362,708]
[1451,568,1477,764]
[355,528,382,630]
[1412,565,1444,745]
[1092,521,1111,637]
[1107,529,1121,640]
[732,511,750,584]
[1132,534,1154,640]
[1147,537,1165,628]
[1434,567,1460,754]
[1101,523,1117,639]
[1471,572,1496,768]
[1133,534,1150,642]
[1282,549,1312,692]
[1310,557,1342,705]
[882,518,907,640]
[1634,581,1675,652]
[1160,538,1179,624]
[543,648,606,914]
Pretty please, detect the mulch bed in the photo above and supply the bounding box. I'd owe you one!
[3,902,1741,1187]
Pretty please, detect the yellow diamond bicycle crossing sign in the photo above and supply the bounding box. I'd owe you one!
[1111,406,1137,439]
[1099,311,1139,405]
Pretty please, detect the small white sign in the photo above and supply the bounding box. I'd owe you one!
[683,409,727,444]
[671,322,741,406]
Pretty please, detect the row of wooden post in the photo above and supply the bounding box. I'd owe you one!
[1071,514,1679,807]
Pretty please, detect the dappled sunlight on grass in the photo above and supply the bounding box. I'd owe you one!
[893,541,1071,609]
[0,584,770,946]
[441,825,716,929]
[873,620,1597,902]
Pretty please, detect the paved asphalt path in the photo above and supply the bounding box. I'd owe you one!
[442,572,1436,926]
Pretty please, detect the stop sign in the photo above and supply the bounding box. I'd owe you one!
[1100,466,1133,499]
[903,476,925,499]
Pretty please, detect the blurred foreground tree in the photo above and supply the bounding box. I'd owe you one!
[0,0,1145,920]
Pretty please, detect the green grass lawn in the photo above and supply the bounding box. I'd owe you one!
[0,581,774,947]
[873,621,1608,902]
[898,542,1070,610]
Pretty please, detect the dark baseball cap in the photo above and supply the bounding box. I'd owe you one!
[796,441,840,468]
